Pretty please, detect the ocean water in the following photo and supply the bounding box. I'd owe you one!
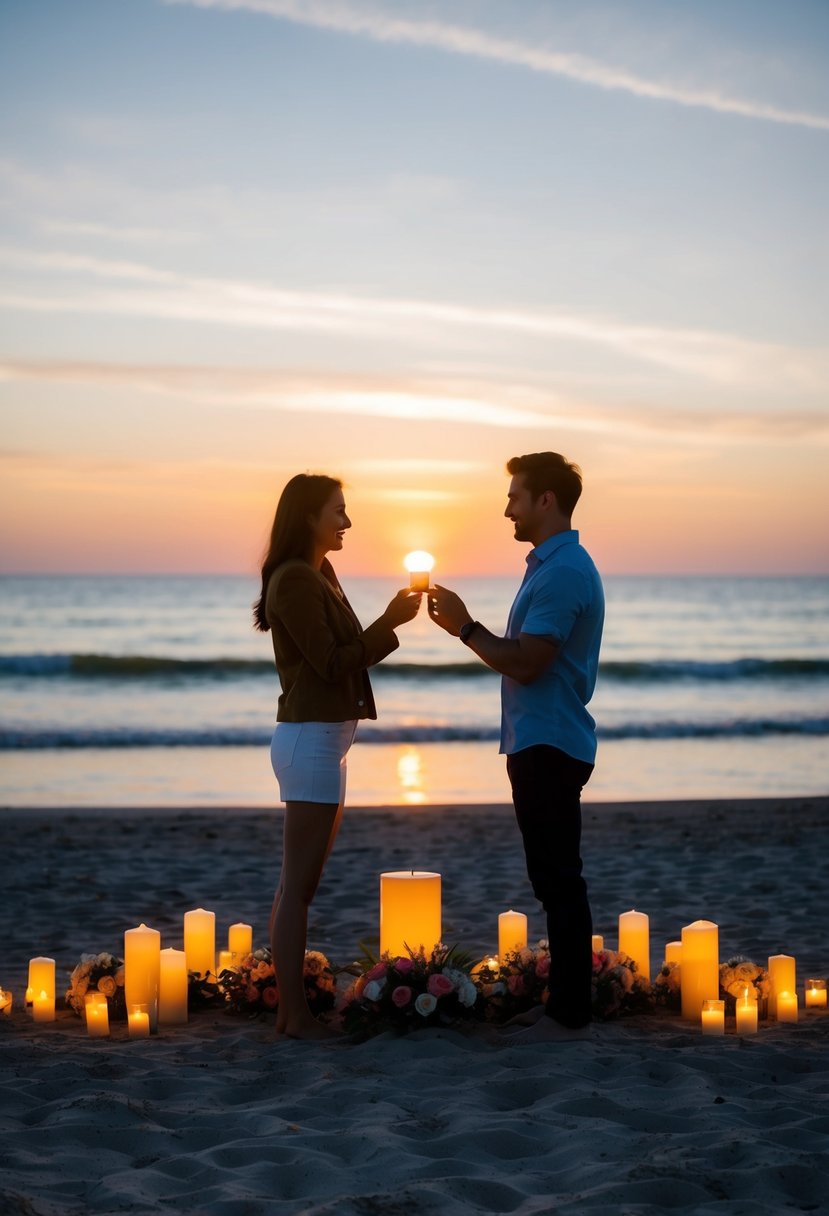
[0,574,826,807]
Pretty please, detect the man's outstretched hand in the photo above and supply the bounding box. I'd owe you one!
[427,585,473,637]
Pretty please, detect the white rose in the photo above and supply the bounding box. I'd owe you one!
[442,968,465,989]
[415,992,437,1017]
[459,981,477,1008]
[364,979,386,1002]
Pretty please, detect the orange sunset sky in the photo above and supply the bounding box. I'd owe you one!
[1,0,828,578]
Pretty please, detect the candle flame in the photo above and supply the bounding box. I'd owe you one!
[403,550,435,574]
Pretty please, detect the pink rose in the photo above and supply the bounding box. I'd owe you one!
[261,985,279,1009]
[535,955,550,979]
[427,973,454,998]
[507,974,527,996]
[391,985,412,1007]
[394,957,414,975]
[365,962,388,982]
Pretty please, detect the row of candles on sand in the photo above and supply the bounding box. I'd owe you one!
[4,871,827,1037]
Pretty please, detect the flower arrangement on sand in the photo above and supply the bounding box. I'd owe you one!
[220,947,336,1018]
[652,961,682,1010]
[719,956,770,1013]
[591,948,654,1019]
[338,944,480,1037]
[65,953,126,1019]
[473,941,551,1022]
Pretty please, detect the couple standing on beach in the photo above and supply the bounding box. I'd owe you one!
[253,451,605,1042]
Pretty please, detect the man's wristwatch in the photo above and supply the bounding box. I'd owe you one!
[459,620,480,645]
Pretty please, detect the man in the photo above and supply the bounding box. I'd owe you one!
[427,452,604,1042]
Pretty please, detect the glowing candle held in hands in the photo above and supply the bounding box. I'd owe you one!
[404,551,435,592]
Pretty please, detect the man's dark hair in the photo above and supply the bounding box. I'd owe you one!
[506,452,583,517]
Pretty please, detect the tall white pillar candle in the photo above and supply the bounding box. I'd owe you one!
[124,923,161,1032]
[498,910,528,960]
[380,872,441,958]
[681,920,719,1021]
[184,908,216,978]
[618,910,650,981]
[228,922,252,956]
[768,954,796,1020]
[158,947,188,1024]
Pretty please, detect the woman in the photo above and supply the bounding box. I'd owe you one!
[253,473,421,1039]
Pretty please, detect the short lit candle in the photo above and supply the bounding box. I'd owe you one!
[158,947,188,1025]
[665,941,682,965]
[184,908,216,979]
[777,990,798,1023]
[618,909,650,981]
[84,992,110,1038]
[591,935,604,953]
[28,957,55,1011]
[380,871,441,957]
[228,922,252,956]
[33,990,54,1023]
[681,920,719,1021]
[499,910,528,960]
[701,999,725,1035]
[735,988,758,1035]
[768,954,796,1019]
[128,1003,151,1038]
[403,550,435,592]
[217,950,235,973]
[125,923,161,1032]
[805,979,827,1009]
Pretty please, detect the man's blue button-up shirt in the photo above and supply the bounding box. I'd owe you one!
[500,530,604,764]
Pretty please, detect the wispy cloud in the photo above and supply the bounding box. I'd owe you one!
[169,0,829,132]
[2,247,826,391]
[2,359,826,441]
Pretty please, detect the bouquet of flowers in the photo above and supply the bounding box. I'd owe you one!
[339,944,480,1037]
[719,956,770,1014]
[473,942,551,1023]
[591,949,654,1019]
[220,947,336,1017]
[652,960,682,1010]
[65,952,126,1020]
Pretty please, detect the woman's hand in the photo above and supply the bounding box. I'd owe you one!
[382,589,422,629]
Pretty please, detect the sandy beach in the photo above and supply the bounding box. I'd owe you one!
[1,796,828,1214]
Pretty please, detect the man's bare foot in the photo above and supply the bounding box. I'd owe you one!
[504,1016,591,1045]
[501,1004,546,1031]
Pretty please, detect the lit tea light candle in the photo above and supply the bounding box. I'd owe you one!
[498,910,528,960]
[591,935,604,953]
[84,992,110,1038]
[158,947,188,1025]
[128,1003,151,1038]
[701,998,725,1036]
[681,920,719,1021]
[28,957,55,1012]
[735,987,758,1035]
[403,551,435,592]
[184,908,216,979]
[33,990,54,1023]
[768,954,796,1020]
[228,922,252,956]
[125,923,161,1033]
[619,909,650,981]
[380,871,441,957]
[805,979,827,1009]
[777,990,798,1023]
[665,941,682,965]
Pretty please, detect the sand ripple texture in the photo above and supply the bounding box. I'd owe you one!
[1,1013,828,1215]
[1,796,827,1214]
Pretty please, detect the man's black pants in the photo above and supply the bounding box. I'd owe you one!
[506,744,594,1029]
